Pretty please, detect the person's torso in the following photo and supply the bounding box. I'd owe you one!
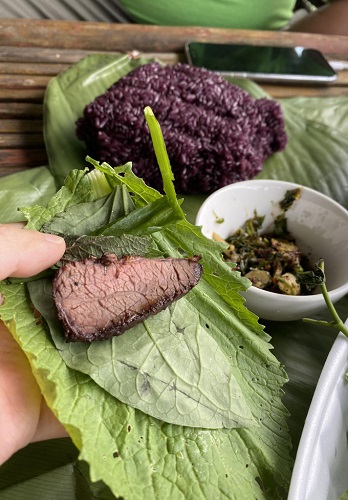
[118,0,297,30]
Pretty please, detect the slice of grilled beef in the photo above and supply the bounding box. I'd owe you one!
[52,253,202,342]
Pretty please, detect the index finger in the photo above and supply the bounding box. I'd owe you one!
[0,224,66,281]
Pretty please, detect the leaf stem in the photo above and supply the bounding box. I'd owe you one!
[144,107,185,219]
[303,260,348,338]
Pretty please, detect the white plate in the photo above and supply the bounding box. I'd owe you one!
[288,320,348,500]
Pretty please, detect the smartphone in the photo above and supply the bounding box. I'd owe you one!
[185,42,337,84]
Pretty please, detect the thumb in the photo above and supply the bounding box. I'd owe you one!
[0,224,66,280]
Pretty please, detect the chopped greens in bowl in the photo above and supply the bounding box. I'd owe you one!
[196,179,348,322]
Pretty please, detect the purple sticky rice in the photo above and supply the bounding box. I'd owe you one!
[76,62,287,194]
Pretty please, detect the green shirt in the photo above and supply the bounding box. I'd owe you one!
[119,0,297,30]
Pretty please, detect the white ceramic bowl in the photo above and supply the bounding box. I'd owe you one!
[195,180,348,321]
[288,323,348,500]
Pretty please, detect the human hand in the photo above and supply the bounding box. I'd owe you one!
[0,223,68,465]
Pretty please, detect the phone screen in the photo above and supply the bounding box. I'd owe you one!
[185,42,337,83]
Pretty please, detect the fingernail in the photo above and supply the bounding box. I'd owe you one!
[44,233,65,245]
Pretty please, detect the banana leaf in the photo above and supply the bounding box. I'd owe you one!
[0,166,56,223]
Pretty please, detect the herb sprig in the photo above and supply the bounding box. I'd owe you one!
[303,259,348,338]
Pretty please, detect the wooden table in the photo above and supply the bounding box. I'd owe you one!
[0,17,348,178]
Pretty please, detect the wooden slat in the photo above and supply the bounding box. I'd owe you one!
[335,72,348,85]
[0,74,51,88]
[0,89,46,102]
[0,119,43,133]
[0,48,179,69]
[263,81,348,98]
[1,18,348,56]
[0,103,43,119]
[0,60,345,101]
[0,149,47,170]
[0,62,70,76]
[0,133,43,149]
[0,45,95,63]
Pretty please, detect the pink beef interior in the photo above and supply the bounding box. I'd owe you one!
[53,254,202,342]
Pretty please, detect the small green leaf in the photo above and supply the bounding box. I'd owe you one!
[60,234,162,264]
[20,169,92,230]
[297,266,325,291]
[42,186,134,236]
[94,195,184,236]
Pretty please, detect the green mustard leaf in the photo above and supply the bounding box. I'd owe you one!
[0,151,292,496]
[0,280,291,499]
[28,279,256,430]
